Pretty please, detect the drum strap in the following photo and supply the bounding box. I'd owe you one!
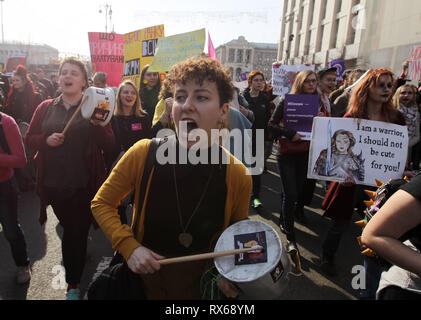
[0,112,11,154]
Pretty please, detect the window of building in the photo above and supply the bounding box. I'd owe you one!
[237,49,243,63]
[317,25,325,52]
[295,34,301,57]
[235,68,242,81]
[309,0,315,25]
[245,49,252,64]
[333,18,340,48]
[321,0,328,19]
[228,49,235,62]
[338,0,344,13]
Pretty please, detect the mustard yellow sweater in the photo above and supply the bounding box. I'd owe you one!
[91,139,252,261]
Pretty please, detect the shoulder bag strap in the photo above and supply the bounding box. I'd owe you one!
[131,137,161,237]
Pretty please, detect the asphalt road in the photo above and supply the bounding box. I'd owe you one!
[0,154,365,300]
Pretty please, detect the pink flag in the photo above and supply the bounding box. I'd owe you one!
[208,32,218,61]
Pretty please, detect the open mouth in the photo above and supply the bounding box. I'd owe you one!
[185,120,198,133]
[64,82,73,88]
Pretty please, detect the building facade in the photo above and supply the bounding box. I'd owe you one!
[0,42,59,74]
[278,0,421,76]
[215,36,278,81]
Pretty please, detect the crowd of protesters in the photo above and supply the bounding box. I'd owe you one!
[0,55,420,300]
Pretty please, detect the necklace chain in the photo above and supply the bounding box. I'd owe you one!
[172,165,214,233]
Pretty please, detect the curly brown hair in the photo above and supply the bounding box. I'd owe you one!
[165,57,234,106]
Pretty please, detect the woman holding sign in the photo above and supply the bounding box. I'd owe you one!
[320,68,406,293]
[268,70,321,254]
[25,57,115,300]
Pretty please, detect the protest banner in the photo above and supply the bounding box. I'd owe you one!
[307,117,408,187]
[408,60,421,81]
[328,58,346,82]
[123,25,165,88]
[283,94,319,141]
[88,32,124,87]
[272,64,315,96]
[408,45,421,81]
[5,53,27,75]
[148,28,206,72]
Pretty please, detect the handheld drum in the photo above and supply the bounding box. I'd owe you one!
[214,219,291,300]
[62,87,116,135]
[80,87,115,126]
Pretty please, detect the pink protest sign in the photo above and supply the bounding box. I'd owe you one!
[88,32,124,87]
[408,45,421,81]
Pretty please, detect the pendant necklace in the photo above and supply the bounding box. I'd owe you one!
[172,164,214,248]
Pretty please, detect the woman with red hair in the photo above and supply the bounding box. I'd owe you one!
[319,68,406,296]
[4,65,42,124]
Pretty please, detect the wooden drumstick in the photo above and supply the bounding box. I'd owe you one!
[158,246,264,265]
[61,95,89,135]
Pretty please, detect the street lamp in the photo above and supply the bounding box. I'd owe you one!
[99,4,113,33]
[1,0,4,43]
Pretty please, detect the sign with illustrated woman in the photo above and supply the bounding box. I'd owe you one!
[308,117,409,187]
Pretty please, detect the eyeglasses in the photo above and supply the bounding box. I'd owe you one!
[378,82,393,89]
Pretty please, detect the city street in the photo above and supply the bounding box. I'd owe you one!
[0,154,364,300]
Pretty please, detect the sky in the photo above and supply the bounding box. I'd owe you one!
[1,0,284,57]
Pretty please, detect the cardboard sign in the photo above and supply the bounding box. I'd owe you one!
[88,32,124,87]
[272,64,315,96]
[148,28,206,72]
[328,58,346,82]
[283,94,319,141]
[122,25,165,88]
[308,118,408,186]
[408,45,421,81]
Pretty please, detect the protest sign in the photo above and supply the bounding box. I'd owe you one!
[308,117,408,187]
[408,45,421,81]
[272,64,315,96]
[283,94,319,141]
[148,28,206,72]
[5,53,27,75]
[123,25,165,88]
[328,59,346,82]
[88,32,124,87]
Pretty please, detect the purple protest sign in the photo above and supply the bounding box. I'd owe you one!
[329,59,346,82]
[284,94,319,141]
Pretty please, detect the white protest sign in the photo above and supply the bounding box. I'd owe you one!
[308,118,408,187]
[272,64,315,96]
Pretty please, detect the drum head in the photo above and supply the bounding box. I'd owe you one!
[81,87,115,126]
[214,219,283,283]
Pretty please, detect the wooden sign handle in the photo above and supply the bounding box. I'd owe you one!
[158,246,263,265]
[61,95,89,135]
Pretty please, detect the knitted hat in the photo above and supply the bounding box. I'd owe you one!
[14,64,28,77]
